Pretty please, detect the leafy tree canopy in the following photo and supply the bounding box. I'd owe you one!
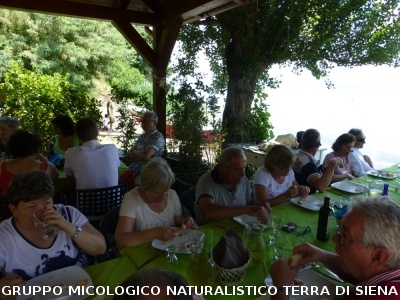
[174,0,400,143]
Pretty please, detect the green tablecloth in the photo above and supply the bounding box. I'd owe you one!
[86,163,400,299]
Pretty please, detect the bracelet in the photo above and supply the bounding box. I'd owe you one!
[70,225,82,240]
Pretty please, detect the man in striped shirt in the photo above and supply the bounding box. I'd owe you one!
[269,196,400,299]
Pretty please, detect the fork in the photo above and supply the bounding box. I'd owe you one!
[308,262,345,283]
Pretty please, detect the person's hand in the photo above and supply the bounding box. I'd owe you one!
[0,274,24,300]
[293,243,324,267]
[155,227,179,242]
[247,206,269,224]
[256,200,271,213]
[286,185,298,198]
[36,153,48,163]
[330,157,343,168]
[184,217,198,229]
[346,173,354,180]
[39,208,70,231]
[270,258,297,287]
[298,186,310,199]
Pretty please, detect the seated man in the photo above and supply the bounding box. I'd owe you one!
[126,111,165,186]
[0,171,106,290]
[348,128,374,177]
[195,147,270,225]
[270,196,400,299]
[293,128,342,194]
[64,117,120,189]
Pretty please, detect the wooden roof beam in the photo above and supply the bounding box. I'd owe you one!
[0,0,155,25]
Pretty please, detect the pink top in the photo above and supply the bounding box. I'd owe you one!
[0,161,48,196]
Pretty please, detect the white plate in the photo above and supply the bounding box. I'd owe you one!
[152,229,205,254]
[290,195,323,211]
[331,181,365,194]
[233,214,271,229]
[17,266,92,300]
[367,170,397,179]
[263,269,336,300]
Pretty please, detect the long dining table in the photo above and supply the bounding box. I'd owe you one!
[84,163,400,299]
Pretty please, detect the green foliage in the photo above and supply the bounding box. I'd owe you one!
[111,82,152,154]
[0,9,150,95]
[167,81,207,181]
[0,63,101,151]
[250,97,274,143]
[175,0,400,143]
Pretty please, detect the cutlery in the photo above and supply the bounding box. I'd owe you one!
[308,263,345,283]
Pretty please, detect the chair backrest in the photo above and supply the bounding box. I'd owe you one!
[179,186,196,219]
[98,204,121,259]
[0,196,12,222]
[75,183,128,221]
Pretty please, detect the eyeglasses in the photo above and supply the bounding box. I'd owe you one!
[140,119,154,124]
[295,226,311,237]
[356,138,366,143]
[336,226,363,246]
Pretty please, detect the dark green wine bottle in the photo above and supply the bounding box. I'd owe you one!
[316,196,333,241]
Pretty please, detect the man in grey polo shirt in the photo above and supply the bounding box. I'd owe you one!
[195,147,270,225]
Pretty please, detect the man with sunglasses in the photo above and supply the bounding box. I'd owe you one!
[348,128,375,177]
[269,196,400,299]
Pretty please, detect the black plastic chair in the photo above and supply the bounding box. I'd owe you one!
[98,205,121,261]
[179,186,196,219]
[74,183,128,228]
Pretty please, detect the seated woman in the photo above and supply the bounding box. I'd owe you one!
[322,133,355,183]
[48,115,79,158]
[0,116,19,156]
[0,171,106,287]
[0,130,59,196]
[253,144,310,207]
[115,157,197,248]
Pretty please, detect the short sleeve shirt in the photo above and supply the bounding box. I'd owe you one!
[293,150,320,194]
[119,188,182,231]
[195,167,252,224]
[0,204,88,281]
[253,167,295,201]
[322,152,351,175]
[128,130,165,183]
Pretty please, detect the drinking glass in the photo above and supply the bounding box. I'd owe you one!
[243,224,266,264]
[0,152,5,161]
[269,216,285,244]
[162,244,180,273]
[32,213,59,240]
[368,180,384,197]
[273,236,288,260]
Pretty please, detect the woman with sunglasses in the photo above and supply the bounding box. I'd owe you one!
[253,144,309,207]
[348,128,375,177]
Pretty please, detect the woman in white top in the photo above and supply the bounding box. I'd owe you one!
[253,145,309,207]
[115,157,197,248]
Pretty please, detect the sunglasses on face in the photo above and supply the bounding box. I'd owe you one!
[356,138,366,143]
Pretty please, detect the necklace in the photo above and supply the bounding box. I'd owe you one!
[224,184,237,202]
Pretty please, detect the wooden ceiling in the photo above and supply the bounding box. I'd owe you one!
[0,0,250,25]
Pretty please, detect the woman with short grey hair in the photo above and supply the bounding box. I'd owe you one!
[115,157,197,248]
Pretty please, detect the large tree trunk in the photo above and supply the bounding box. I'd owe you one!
[223,75,257,145]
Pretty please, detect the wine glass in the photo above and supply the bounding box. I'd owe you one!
[269,216,285,244]
[32,213,59,240]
